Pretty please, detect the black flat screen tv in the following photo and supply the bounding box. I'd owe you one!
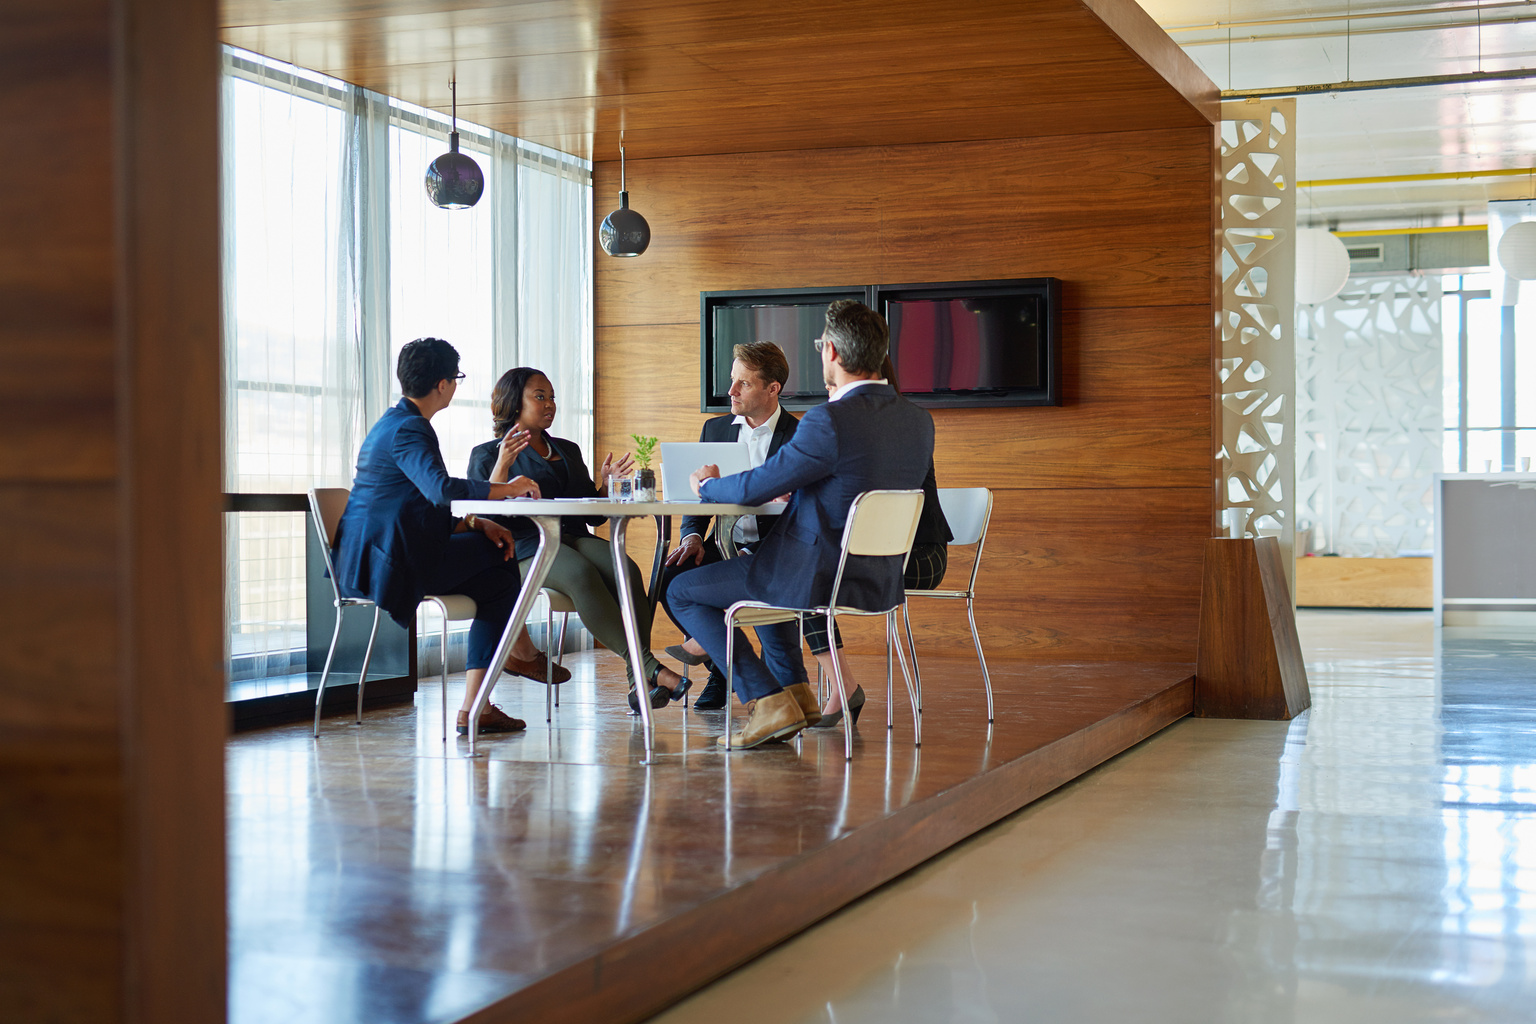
[700,287,872,412]
[875,278,1061,408]
[699,278,1060,412]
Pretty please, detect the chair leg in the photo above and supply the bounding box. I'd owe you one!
[546,601,554,723]
[902,603,922,714]
[436,600,451,742]
[891,610,921,746]
[313,604,345,738]
[885,619,895,731]
[724,615,737,750]
[355,605,380,725]
[967,597,994,723]
[826,611,854,761]
[555,612,568,709]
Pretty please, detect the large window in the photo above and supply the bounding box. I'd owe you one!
[1442,273,1536,472]
[221,48,592,688]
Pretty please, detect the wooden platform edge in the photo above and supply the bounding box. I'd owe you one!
[459,671,1195,1024]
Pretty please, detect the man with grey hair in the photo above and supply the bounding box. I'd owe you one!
[669,300,936,749]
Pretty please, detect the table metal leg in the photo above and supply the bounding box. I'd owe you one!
[610,515,655,761]
[466,515,561,757]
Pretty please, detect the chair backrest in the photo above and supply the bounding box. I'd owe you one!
[308,487,350,592]
[842,489,926,558]
[937,487,992,547]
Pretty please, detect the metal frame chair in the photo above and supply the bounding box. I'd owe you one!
[541,588,574,720]
[308,487,476,742]
[902,487,995,722]
[722,489,926,760]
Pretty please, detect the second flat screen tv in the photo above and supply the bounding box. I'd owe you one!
[876,278,1061,408]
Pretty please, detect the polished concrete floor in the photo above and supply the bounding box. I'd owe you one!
[647,611,1536,1024]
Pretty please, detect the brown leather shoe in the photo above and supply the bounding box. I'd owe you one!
[717,689,807,749]
[505,650,571,685]
[783,682,823,727]
[457,704,526,735]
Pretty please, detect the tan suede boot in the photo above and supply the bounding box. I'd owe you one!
[783,682,823,727]
[717,689,807,749]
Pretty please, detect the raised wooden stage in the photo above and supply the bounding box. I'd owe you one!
[228,652,1193,1024]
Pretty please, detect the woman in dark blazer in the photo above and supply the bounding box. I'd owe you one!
[467,366,688,710]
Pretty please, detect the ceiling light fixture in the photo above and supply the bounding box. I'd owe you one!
[599,134,651,257]
[425,78,484,210]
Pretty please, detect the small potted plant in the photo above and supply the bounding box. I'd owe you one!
[631,434,658,501]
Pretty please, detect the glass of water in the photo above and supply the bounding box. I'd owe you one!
[615,476,633,502]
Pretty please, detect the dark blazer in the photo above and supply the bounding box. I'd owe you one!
[679,407,799,547]
[699,382,934,613]
[467,433,602,561]
[336,398,492,627]
[915,459,954,547]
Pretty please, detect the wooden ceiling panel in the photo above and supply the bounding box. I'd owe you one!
[220,0,1217,159]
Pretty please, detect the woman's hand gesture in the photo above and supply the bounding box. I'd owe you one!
[490,428,530,483]
[597,451,636,494]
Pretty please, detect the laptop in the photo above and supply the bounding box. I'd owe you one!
[660,441,753,502]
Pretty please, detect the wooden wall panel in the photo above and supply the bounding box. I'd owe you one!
[594,123,1215,664]
[0,0,225,1021]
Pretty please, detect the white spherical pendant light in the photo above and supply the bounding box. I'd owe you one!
[1294,228,1352,305]
[1496,220,1536,280]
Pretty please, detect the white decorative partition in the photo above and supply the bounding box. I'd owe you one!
[1219,100,1297,581]
[1296,275,1443,556]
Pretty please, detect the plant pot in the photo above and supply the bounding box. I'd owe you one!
[634,468,656,502]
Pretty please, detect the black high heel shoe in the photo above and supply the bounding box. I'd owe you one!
[810,686,865,728]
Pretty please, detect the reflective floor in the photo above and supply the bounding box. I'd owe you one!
[227,649,1190,1024]
[649,611,1536,1024]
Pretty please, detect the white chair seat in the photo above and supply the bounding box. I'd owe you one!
[422,593,477,621]
[542,588,578,614]
[904,588,970,600]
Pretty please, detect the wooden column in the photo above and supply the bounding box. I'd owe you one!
[1195,537,1310,720]
[0,0,225,1020]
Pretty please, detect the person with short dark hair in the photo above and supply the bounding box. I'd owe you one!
[656,341,799,710]
[335,337,543,735]
[467,366,690,711]
[669,302,936,749]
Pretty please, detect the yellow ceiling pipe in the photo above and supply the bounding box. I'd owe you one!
[1331,224,1488,237]
[1299,167,1536,188]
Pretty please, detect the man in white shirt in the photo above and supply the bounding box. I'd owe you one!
[658,341,799,709]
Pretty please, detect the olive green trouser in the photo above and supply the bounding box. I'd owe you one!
[521,535,661,684]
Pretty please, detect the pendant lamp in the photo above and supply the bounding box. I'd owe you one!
[425,79,484,210]
[1294,227,1351,305]
[599,137,651,257]
[1497,220,1536,280]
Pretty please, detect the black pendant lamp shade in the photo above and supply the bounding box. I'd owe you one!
[599,140,650,257]
[425,80,484,210]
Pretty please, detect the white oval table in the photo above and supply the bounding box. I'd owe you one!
[450,497,784,759]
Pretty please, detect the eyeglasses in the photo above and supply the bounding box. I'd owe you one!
[450,372,467,383]
[813,338,826,353]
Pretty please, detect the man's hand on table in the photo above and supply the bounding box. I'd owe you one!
[488,475,541,500]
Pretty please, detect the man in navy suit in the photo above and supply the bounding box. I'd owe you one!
[657,341,798,710]
[335,337,542,735]
[669,301,935,748]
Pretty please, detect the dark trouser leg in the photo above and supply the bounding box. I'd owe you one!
[420,533,523,671]
[668,554,807,704]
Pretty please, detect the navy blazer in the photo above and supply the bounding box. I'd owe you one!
[335,398,492,627]
[680,408,799,547]
[467,433,602,561]
[699,382,934,613]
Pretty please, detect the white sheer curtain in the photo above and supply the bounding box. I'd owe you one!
[220,47,592,684]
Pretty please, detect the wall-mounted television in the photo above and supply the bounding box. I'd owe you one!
[875,278,1061,408]
[700,287,872,412]
[700,278,1060,412]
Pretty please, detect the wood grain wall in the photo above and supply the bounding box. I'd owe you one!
[0,0,226,1020]
[593,127,1216,662]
